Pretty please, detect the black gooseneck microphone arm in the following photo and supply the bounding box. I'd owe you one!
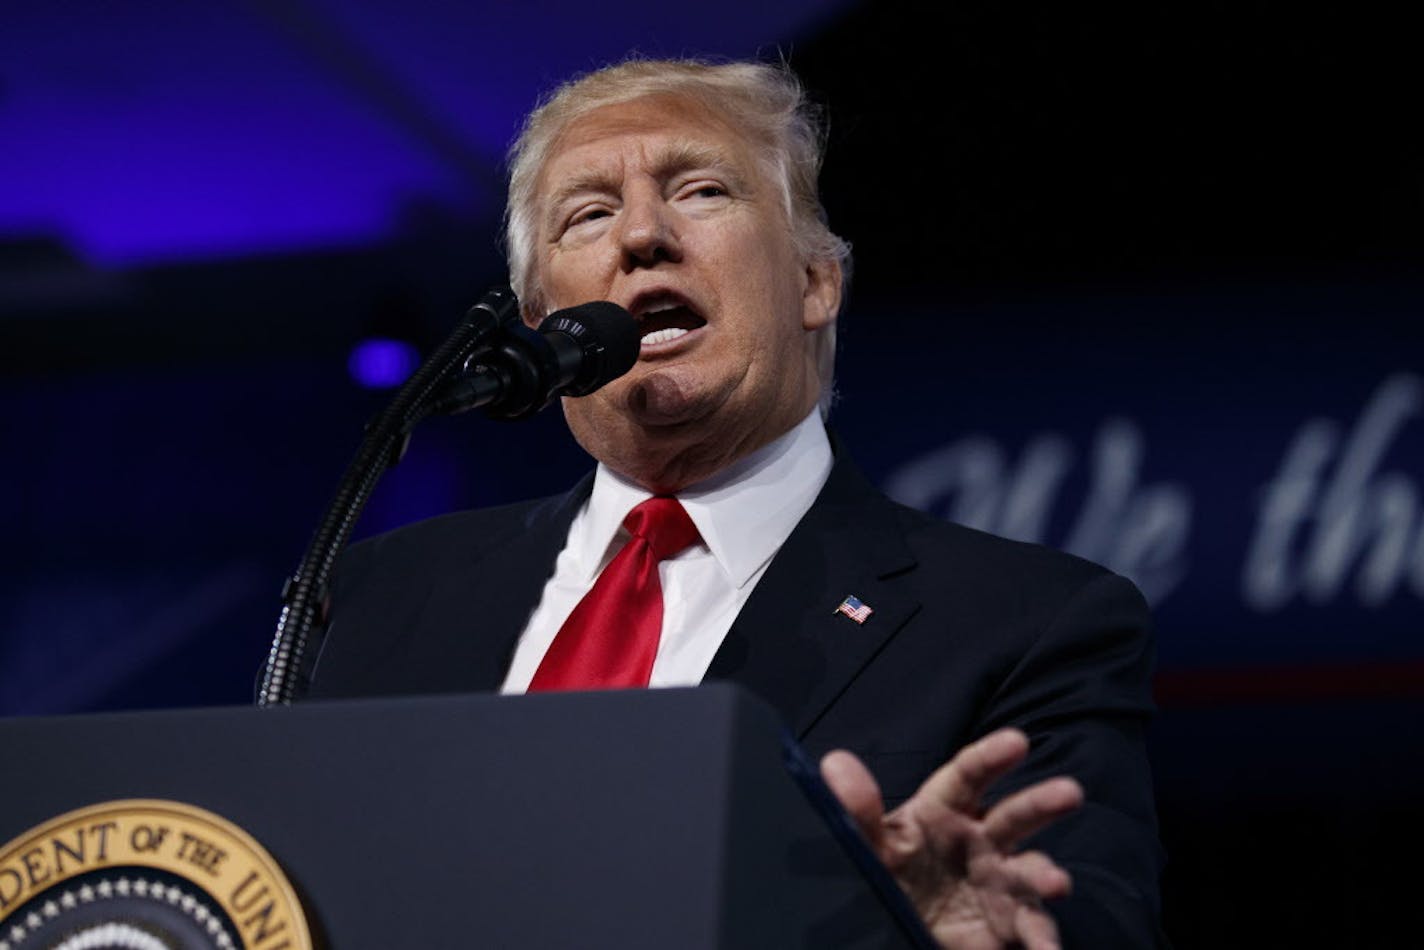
[257,286,520,706]
[257,293,640,706]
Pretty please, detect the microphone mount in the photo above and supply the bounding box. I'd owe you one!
[256,292,637,706]
[257,286,518,707]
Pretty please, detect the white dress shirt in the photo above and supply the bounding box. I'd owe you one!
[500,410,833,693]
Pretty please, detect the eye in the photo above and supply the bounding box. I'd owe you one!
[565,205,612,231]
[677,180,728,202]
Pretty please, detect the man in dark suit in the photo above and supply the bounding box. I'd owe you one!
[309,59,1164,948]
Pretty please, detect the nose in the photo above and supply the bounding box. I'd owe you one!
[616,185,682,270]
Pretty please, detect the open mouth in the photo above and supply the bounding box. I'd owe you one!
[633,296,707,346]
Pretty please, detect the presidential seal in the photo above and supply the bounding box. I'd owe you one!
[0,800,311,950]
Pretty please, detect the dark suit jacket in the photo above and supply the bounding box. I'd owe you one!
[308,448,1166,947]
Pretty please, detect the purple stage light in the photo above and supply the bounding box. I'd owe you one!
[0,2,848,267]
[348,338,421,388]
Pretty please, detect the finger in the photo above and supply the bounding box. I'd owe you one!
[820,750,886,850]
[982,776,1084,851]
[1003,849,1074,900]
[918,728,1030,813]
[1014,901,1063,950]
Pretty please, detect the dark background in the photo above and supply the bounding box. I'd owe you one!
[3,2,1421,946]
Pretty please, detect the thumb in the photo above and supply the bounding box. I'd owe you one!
[821,749,886,852]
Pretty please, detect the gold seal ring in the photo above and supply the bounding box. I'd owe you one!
[0,799,311,950]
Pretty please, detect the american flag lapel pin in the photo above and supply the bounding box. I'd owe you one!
[834,595,873,625]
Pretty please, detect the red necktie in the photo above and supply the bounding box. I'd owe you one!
[528,496,700,691]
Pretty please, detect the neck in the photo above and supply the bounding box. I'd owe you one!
[613,403,831,494]
[608,424,783,494]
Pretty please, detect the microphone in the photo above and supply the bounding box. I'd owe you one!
[424,301,639,420]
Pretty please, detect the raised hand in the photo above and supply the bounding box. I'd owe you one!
[821,729,1083,950]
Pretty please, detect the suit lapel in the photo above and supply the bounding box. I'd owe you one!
[420,474,593,692]
[706,452,921,739]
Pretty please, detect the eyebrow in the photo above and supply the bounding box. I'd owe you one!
[656,140,748,188]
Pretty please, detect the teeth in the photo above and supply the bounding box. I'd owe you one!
[641,327,690,346]
[639,300,683,317]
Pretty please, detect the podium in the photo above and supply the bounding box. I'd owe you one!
[0,685,931,948]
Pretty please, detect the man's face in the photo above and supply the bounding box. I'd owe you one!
[529,94,841,491]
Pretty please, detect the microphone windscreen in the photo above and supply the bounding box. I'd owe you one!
[539,301,640,395]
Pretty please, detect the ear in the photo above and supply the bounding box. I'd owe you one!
[520,300,544,330]
[801,256,842,332]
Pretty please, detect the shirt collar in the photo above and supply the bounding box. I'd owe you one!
[577,410,834,588]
